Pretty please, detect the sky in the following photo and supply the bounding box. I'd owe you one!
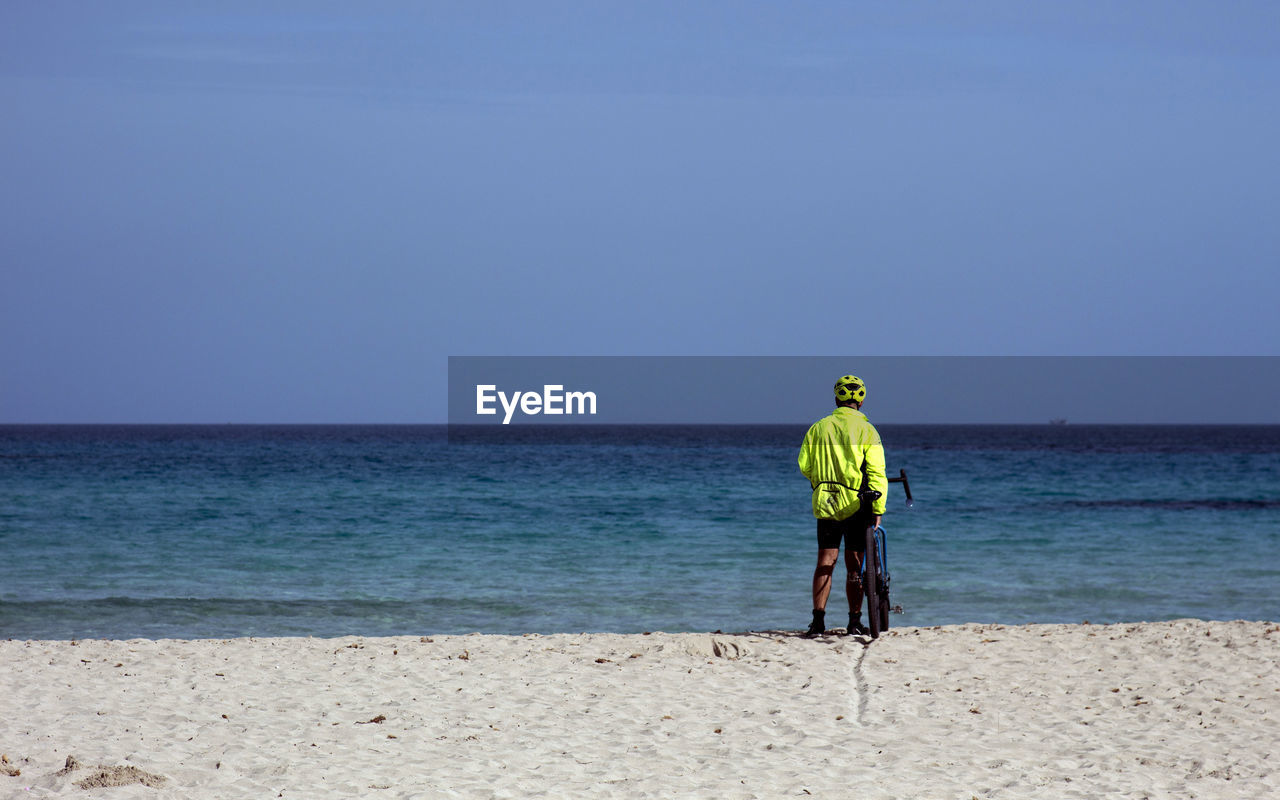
[3,2,1279,423]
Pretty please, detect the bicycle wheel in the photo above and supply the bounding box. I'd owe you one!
[864,526,882,639]
[876,530,890,635]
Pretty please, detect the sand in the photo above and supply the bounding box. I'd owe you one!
[2,619,1276,799]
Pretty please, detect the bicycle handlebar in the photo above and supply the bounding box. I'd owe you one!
[888,469,912,505]
[859,469,913,508]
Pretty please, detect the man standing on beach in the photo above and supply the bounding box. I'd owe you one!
[798,375,888,637]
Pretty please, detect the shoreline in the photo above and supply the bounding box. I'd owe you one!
[3,619,1277,798]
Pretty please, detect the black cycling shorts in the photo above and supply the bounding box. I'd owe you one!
[816,510,872,552]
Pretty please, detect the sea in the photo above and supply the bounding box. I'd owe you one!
[1,424,1277,640]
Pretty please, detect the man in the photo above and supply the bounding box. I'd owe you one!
[797,374,888,637]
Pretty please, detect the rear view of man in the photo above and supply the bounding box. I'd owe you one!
[797,375,888,637]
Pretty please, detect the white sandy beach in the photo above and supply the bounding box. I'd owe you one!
[2,619,1276,799]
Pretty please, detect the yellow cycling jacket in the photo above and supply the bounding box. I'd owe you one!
[798,406,888,520]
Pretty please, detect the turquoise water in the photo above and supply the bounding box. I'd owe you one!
[1,425,1277,638]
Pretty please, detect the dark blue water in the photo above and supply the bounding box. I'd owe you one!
[1,425,1277,639]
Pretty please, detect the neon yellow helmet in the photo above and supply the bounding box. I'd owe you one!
[834,374,866,404]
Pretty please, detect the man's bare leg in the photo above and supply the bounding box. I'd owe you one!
[844,547,865,616]
[807,547,841,635]
[812,547,840,610]
[845,548,865,617]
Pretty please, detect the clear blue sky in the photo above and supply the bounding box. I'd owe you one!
[3,2,1278,422]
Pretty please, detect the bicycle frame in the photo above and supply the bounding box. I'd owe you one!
[857,467,908,638]
[873,525,888,580]
[859,467,907,585]
[861,526,889,584]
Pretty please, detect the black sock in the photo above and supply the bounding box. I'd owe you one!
[812,609,825,623]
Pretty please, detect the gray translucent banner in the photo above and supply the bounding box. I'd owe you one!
[447,356,1280,426]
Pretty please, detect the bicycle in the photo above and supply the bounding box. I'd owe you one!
[861,469,912,639]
